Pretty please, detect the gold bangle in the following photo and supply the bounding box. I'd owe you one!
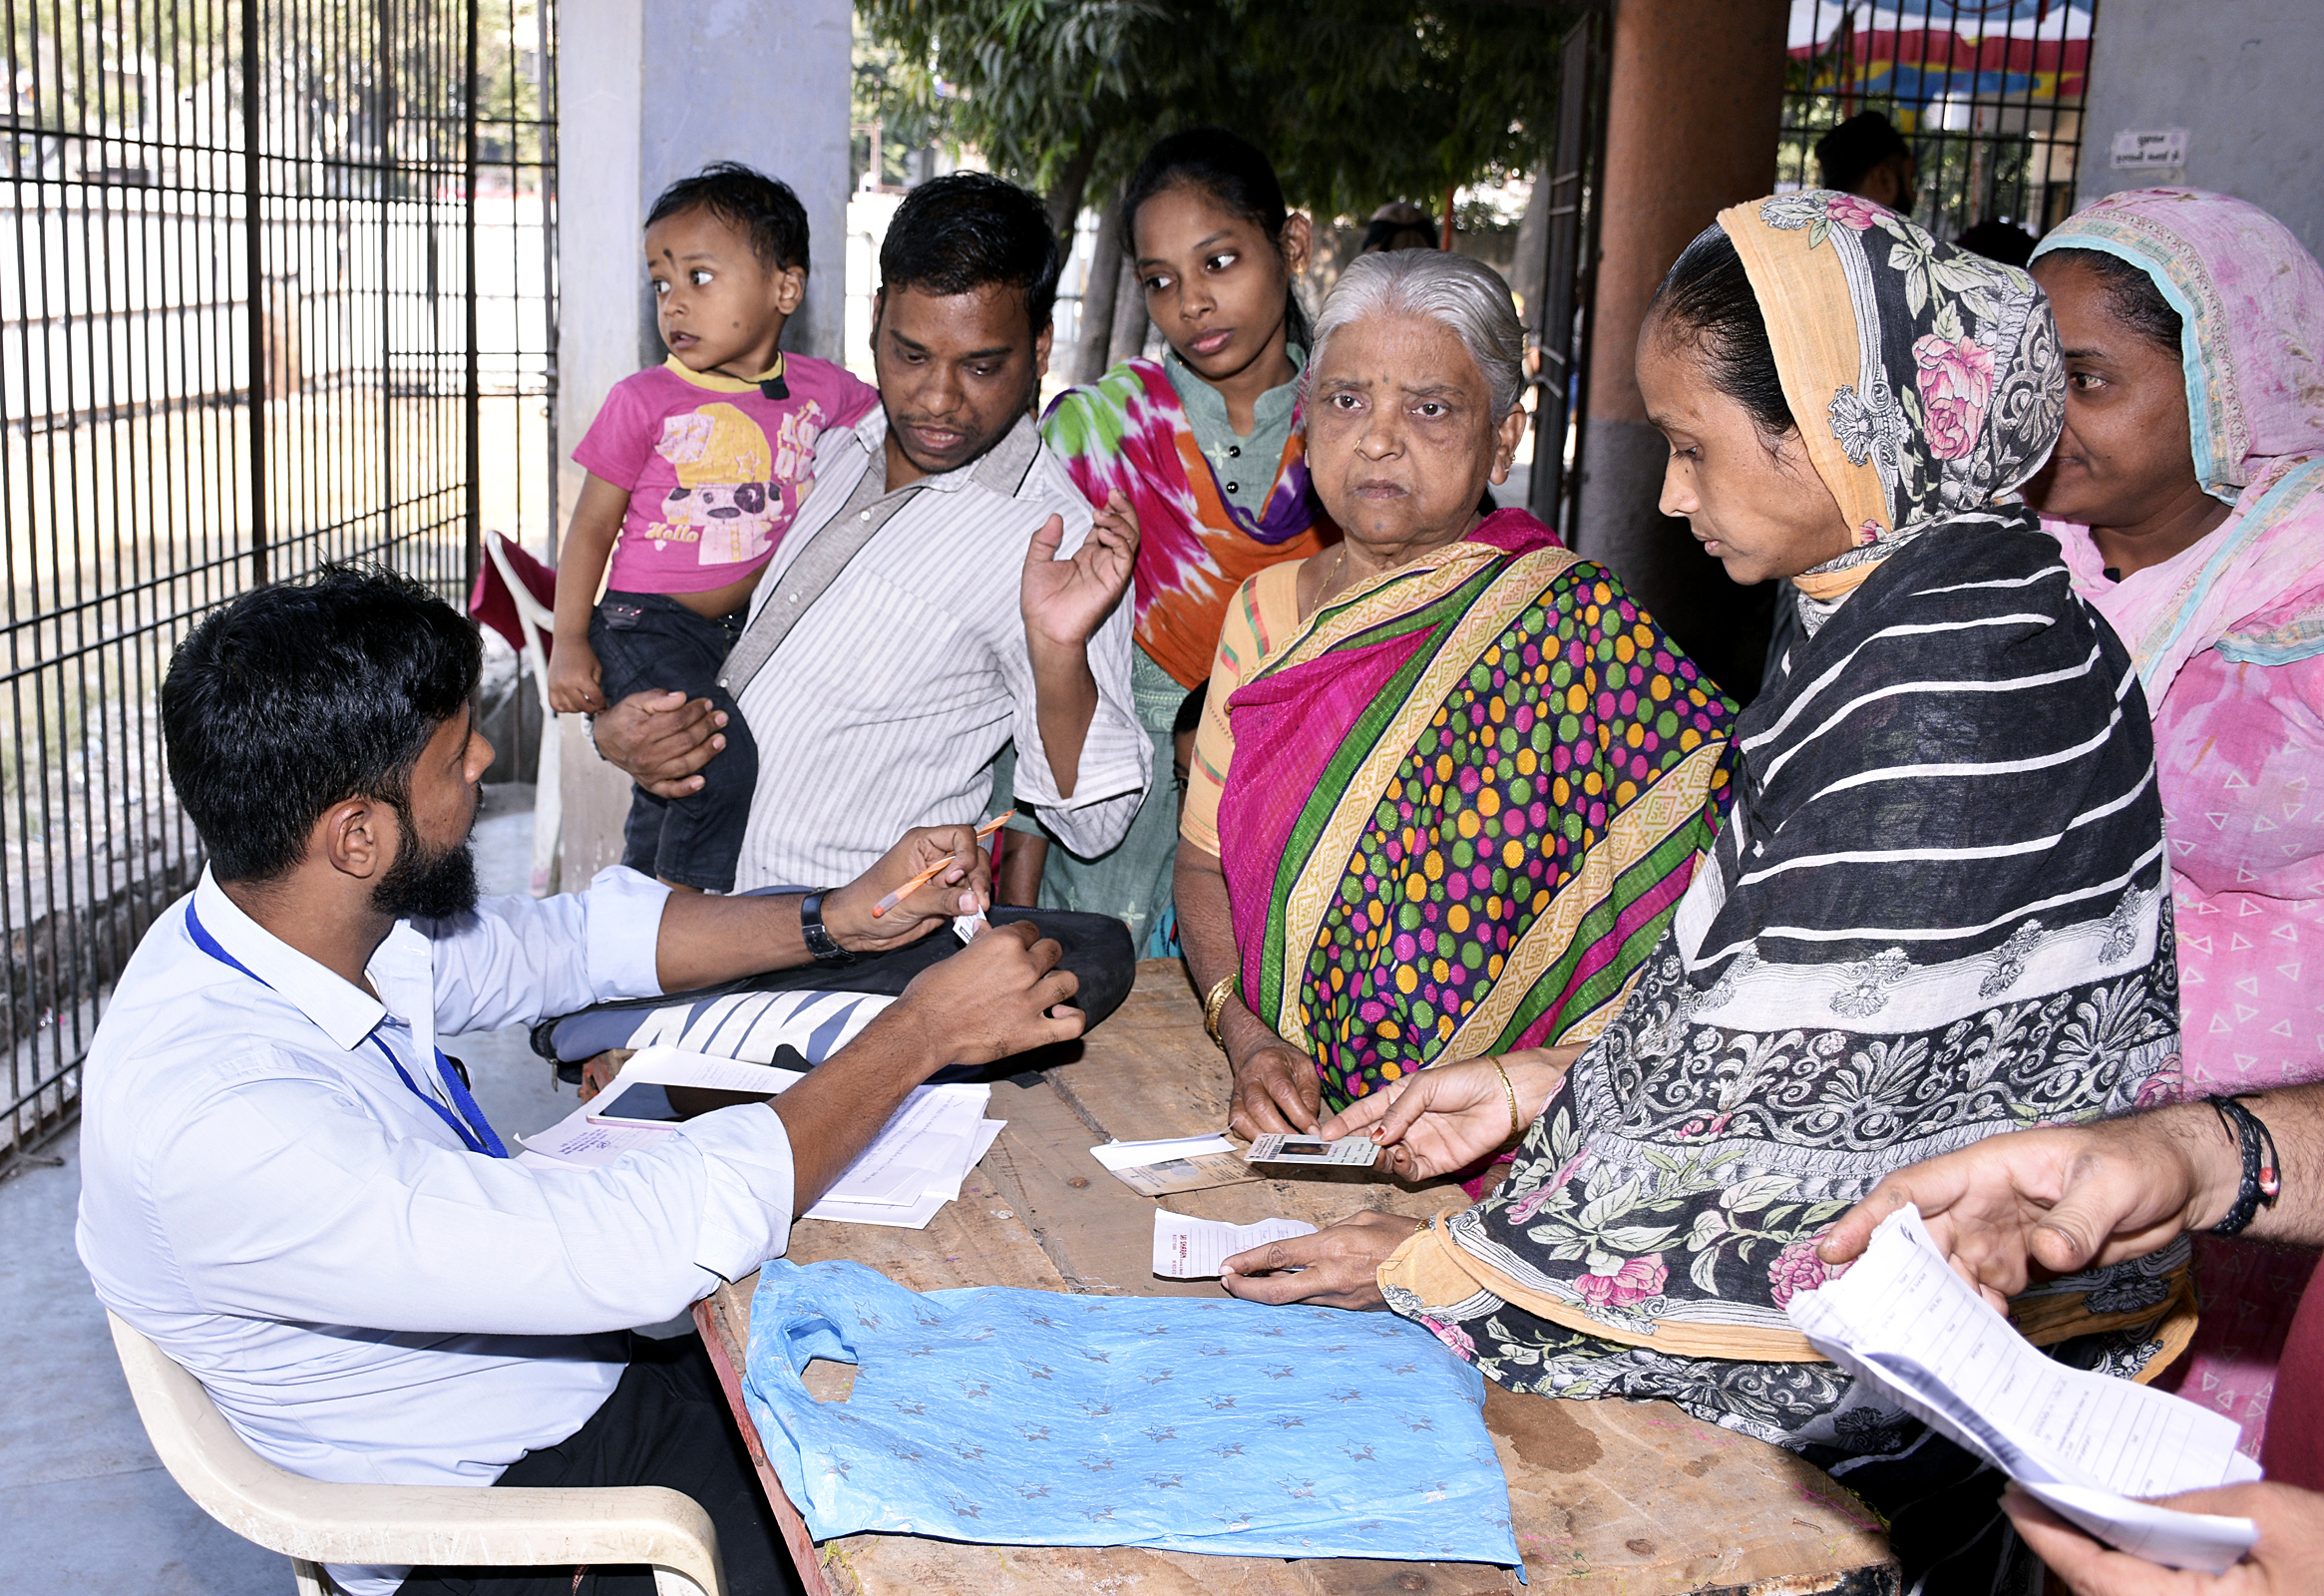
[1202,972,1239,1052]
[1490,1055,1521,1144]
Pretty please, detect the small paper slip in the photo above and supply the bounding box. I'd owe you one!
[1245,1132,1379,1169]
[1151,1209,1317,1279]
[1787,1206,2260,1573]
[1088,1134,1259,1197]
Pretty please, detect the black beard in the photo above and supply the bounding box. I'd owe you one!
[371,806,480,922]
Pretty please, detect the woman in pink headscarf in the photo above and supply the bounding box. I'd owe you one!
[2029,188,2324,1457]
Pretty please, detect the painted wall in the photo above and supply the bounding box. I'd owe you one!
[2074,0,2324,254]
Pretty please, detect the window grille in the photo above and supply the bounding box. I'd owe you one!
[1778,1,2096,243]
[0,0,558,1166]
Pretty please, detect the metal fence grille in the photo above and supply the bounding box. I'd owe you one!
[1779,0,2096,244]
[0,0,557,1165]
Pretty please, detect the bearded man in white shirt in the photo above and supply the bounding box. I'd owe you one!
[76,566,1082,1596]
[587,172,1152,894]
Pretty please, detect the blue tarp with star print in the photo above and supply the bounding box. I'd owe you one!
[740,1259,1520,1565]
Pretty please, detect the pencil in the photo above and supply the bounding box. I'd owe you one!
[870,812,1013,917]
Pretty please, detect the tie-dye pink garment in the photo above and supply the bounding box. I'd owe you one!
[2035,189,2324,1455]
[1040,358,1334,689]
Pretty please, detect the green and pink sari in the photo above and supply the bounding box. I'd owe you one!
[1216,510,1734,1107]
[1042,358,1335,690]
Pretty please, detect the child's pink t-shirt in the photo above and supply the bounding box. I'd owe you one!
[574,353,879,596]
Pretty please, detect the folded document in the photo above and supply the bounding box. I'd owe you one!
[1787,1205,2260,1573]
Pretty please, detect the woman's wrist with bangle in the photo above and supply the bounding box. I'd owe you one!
[1494,1048,1568,1129]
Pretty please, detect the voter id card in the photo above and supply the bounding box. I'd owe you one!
[1245,1132,1379,1168]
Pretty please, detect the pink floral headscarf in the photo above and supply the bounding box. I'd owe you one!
[2031,189,2324,695]
[1716,191,2065,595]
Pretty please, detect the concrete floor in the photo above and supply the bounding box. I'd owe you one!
[0,784,602,1594]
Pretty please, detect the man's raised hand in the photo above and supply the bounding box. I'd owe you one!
[1020,492,1139,653]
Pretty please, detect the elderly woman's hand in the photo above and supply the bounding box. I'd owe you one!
[1218,1209,1426,1310]
[1229,1038,1326,1138]
[1322,1046,1582,1180]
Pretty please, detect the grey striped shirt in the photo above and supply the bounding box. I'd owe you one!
[731,409,1149,891]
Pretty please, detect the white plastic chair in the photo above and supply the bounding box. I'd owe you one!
[486,533,567,897]
[107,1311,726,1596]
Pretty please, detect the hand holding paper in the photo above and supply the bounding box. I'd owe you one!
[1787,1206,2259,1573]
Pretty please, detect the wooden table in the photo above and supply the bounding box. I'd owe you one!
[695,961,1898,1596]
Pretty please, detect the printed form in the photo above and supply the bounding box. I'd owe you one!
[1788,1205,2261,1572]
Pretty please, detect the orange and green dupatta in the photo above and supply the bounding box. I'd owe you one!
[1041,358,1335,689]
[1215,510,1734,1108]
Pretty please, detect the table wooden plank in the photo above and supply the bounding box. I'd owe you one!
[699,961,1896,1596]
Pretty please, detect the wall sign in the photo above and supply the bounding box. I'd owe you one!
[2111,129,2189,170]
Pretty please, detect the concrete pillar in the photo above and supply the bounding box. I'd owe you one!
[553,0,852,890]
[1574,0,1788,701]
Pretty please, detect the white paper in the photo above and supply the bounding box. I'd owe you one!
[1788,1206,2259,1573]
[1090,1134,1237,1171]
[1151,1209,1317,1279]
[520,1099,680,1168]
[522,1051,1003,1231]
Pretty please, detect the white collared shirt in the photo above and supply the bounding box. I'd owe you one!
[76,868,799,1596]
[731,409,1150,890]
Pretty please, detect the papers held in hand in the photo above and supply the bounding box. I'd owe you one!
[521,1045,1003,1230]
[1151,1208,1316,1279]
[1786,1205,2260,1573]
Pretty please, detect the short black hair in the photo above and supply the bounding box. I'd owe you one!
[2042,246,2184,357]
[879,172,1061,330]
[1815,112,1912,196]
[1955,219,2038,269]
[162,565,482,883]
[1122,128,1311,347]
[647,162,811,274]
[1650,224,1795,439]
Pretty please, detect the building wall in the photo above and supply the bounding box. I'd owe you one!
[2074,0,2324,253]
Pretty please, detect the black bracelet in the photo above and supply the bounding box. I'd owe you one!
[2205,1093,2282,1237]
[797,890,855,966]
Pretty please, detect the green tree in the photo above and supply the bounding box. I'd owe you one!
[858,0,1584,228]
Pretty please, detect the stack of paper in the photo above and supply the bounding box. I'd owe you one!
[517,1046,1004,1231]
[1151,1208,1316,1278]
[1088,1134,1257,1197]
[800,1082,1001,1228]
[1787,1206,2261,1573]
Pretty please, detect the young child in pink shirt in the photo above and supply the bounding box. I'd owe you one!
[551,164,877,890]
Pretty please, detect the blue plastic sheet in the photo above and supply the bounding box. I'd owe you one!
[741,1260,1520,1566]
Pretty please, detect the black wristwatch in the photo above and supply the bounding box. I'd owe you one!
[797,890,855,965]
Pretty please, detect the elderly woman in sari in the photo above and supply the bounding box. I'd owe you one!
[2026,190,2324,1458]
[1172,249,1736,1149]
[1224,198,2185,1590]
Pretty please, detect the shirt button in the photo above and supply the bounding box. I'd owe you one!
[859,509,873,521]
[1227,444,1241,458]
[1225,482,1240,495]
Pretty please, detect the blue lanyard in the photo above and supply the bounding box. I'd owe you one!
[185,900,509,1158]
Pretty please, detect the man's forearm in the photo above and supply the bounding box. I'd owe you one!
[655,890,811,992]
[1027,639,1097,799]
[770,1002,947,1208]
[2178,1085,2324,1247]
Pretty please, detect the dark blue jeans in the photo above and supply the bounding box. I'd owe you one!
[589,592,758,892]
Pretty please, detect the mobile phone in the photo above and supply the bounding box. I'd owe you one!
[585,1080,777,1127]
[585,1081,685,1127]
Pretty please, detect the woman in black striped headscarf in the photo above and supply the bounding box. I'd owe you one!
[1225,194,2184,1592]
